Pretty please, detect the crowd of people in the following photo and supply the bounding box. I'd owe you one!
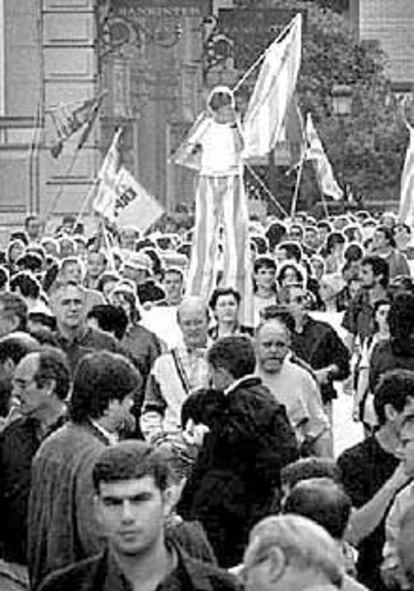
[1,207,414,590]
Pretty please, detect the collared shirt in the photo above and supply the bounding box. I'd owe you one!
[38,545,241,591]
[224,374,258,396]
[90,420,118,446]
[141,346,210,440]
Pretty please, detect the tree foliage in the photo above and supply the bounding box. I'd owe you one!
[271,0,408,208]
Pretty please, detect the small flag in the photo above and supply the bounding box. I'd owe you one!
[399,124,414,225]
[115,167,164,232]
[243,14,302,159]
[305,113,343,201]
[92,128,122,222]
[48,92,105,158]
[172,111,212,171]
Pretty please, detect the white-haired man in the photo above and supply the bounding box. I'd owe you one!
[242,514,344,591]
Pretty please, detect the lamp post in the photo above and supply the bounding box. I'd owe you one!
[332,84,352,117]
[332,84,352,209]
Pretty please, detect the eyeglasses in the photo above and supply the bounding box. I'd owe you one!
[287,296,305,304]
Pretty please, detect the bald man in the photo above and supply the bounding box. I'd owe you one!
[140,297,210,442]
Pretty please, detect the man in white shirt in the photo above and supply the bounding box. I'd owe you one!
[255,318,332,457]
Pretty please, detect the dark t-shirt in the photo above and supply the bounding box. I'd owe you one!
[337,436,399,591]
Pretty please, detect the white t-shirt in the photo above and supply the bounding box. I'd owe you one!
[200,121,242,177]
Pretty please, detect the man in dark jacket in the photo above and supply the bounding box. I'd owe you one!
[49,280,126,374]
[178,335,298,568]
[28,351,142,590]
[38,441,241,591]
[286,283,350,417]
[0,346,68,565]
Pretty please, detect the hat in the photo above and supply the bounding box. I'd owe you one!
[161,251,188,270]
[123,252,152,273]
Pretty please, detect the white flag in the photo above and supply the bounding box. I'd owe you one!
[305,114,343,201]
[243,14,302,159]
[93,129,122,221]
[399,125,414,225]
[115,167,164,232]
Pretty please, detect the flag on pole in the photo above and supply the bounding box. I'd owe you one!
[172,111,212,171]
[115,168,164,232]
[398,124,414,225]
[49,92,106,158]
[305,113,343,201]
[243,14,302,159]
[273,97,306,169]
[92,128,122,222]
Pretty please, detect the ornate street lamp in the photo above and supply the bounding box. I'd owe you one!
[332,84,352,116]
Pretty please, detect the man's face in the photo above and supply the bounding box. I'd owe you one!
[53,285,85,330]
[214,294,239,324]
[360,264,376,289]
[285,286,307,322]
[304,229,318,249]
[63,262,82,284]
[372,229,388,251]
[163,272,183,305]
[96,476,173,557]
[0,303,18,337]
[87,252,106,279]
[13,354,50,419]
[256,322,289,374]
[120,230,136,251]
[318,227,329,245]
[394,225,411,248]
[60,240,75,258]
[254,266,276,291]
[399,423,414,477]
[178,305,208,349]
[289,227,302,243]
[27,218,42,241]
[123,266,148,286]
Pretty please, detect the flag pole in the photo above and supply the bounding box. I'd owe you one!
[320,190,330,219]
[71,177,100,233]
[290,156,305,219]
[232,15,299,93]
[43,147,82,224]
[246,164,288,217]
[100,216,116,271]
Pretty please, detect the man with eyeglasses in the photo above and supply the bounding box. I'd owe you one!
[286,283,350,422]
[255,318,332,457]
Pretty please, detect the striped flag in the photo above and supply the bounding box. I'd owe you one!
[305,113,343,201]
[49,92,105,158]
[398,124,414,225]
[243,14,302,159]
[92,128,122,221]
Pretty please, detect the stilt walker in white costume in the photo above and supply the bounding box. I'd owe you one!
[174,15,303,328]
[183,86,253,327]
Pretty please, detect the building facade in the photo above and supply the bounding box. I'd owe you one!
[350,0,414,91]
[0,0,292,230]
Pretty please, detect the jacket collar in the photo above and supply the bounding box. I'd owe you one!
[96,542,226,591]
[224,374,261,396]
